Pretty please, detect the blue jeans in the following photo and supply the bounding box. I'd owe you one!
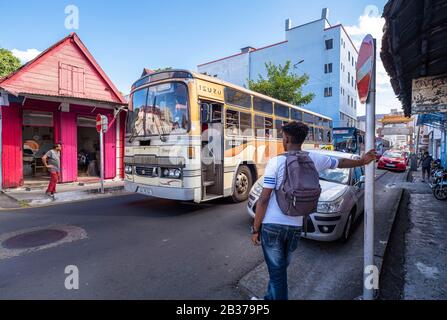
[261,223,302,300]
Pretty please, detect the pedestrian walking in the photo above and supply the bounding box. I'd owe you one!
[42,143,62,197]
[420,152,433,183]
[251,121,375,300]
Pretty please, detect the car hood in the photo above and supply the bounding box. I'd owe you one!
[319,180,349,202]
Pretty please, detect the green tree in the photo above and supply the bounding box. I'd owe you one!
[248,61,314,106]
[0,48,21,77]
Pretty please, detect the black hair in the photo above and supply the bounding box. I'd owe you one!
[282,121,309,144]
[53,143,61,149]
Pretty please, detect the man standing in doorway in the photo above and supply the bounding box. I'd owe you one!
[251,122,376,300]
[42,143,61,197]
[420,151,433,183]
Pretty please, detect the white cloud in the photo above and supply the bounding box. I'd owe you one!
[11,48,41,64]
[345,5,401,116]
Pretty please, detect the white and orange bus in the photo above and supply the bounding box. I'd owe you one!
[124,70,333,203]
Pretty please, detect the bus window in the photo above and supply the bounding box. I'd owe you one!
[265,117,274,138]
[253,97,273,114]
[226,109,240,135]
[226,109,252,136]
[306,127,315,141]
[255,115,264,137]
[127,88,148,138]
[303,112,315,124]
[318,128,324,142]
[291,109,302,121]
[255,115,274,138]
[275,104,290,118]
[240,112,253,136]
[275,120,288,139]
[225,88,251,109]
[323,129,331,143]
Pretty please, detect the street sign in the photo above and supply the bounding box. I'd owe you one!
[356,34,375,104]
[96,114,102,133]
[96,114,108,133]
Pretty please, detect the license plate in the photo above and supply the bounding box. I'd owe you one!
[137,186,153,196]
[386,164,396,168]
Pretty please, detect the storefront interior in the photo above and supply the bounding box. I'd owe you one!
[22,110,54,185]
[77,116,100,179]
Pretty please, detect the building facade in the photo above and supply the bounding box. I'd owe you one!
[0,33,127,189]
[198,9,359,128]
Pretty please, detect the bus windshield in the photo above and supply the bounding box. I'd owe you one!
[126,82,189,139]
[333,134,357,153]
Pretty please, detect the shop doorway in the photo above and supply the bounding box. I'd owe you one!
[77,116,101,180]
[22,110,55,185]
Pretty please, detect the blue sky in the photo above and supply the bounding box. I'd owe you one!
[0,0,393,113]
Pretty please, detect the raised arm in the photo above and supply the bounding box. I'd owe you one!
[338,149,376,169]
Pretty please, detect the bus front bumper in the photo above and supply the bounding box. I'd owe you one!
[124,182,196,201]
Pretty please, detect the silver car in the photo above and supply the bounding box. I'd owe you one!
[247,150,365,242]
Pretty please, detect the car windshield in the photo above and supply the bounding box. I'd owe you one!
[126,82,189,139]
[383,151,402,158]
[319,167,350,185]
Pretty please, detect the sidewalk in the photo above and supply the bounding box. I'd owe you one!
[402,170,447,299]
[0,180,128,210]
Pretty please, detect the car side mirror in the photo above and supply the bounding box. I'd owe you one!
[358,175,366,189]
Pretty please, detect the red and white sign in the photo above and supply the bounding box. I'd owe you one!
[96,114,103,132]
[96,114,108,133]
[356,34,375,104]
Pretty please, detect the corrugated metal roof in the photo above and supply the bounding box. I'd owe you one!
[381,0,447,116]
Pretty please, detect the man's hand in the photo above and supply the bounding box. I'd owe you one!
[251,233,261,246]
[338,149,376,168]
[362,149,376,165]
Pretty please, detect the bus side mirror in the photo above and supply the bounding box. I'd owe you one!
[201,103,211,123]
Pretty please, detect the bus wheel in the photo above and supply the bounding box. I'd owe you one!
[231,165,253,203]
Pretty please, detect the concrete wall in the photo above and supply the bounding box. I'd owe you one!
[198,53,250,88]
[197,16,359,128]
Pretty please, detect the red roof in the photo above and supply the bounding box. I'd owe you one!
[0,33,126,105]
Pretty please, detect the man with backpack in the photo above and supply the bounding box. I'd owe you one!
[251,121,375,300]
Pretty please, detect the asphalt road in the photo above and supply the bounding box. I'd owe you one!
[0,170,407,300]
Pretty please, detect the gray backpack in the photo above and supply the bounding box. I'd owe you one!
[275,151,321,231]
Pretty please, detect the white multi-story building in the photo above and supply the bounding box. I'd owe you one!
[197,8,359,127]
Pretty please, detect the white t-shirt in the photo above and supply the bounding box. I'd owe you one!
[262,152,339,227]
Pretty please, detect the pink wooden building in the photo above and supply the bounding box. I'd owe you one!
[0,33,127,189]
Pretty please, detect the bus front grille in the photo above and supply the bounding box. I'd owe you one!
[135,166,155,177]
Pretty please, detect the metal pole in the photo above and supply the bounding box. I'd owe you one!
[100,129,105,194]
[364,38,377,300]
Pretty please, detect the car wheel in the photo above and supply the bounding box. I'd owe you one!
[231,165,253,203]
[340,211,355,243]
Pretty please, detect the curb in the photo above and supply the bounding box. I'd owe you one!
[0,186,128,212]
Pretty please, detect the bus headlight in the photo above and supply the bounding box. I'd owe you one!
[125,165,133,174]
[162,168,182,179]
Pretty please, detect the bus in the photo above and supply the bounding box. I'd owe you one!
[124,69,333,203]
[333,127,365,154]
